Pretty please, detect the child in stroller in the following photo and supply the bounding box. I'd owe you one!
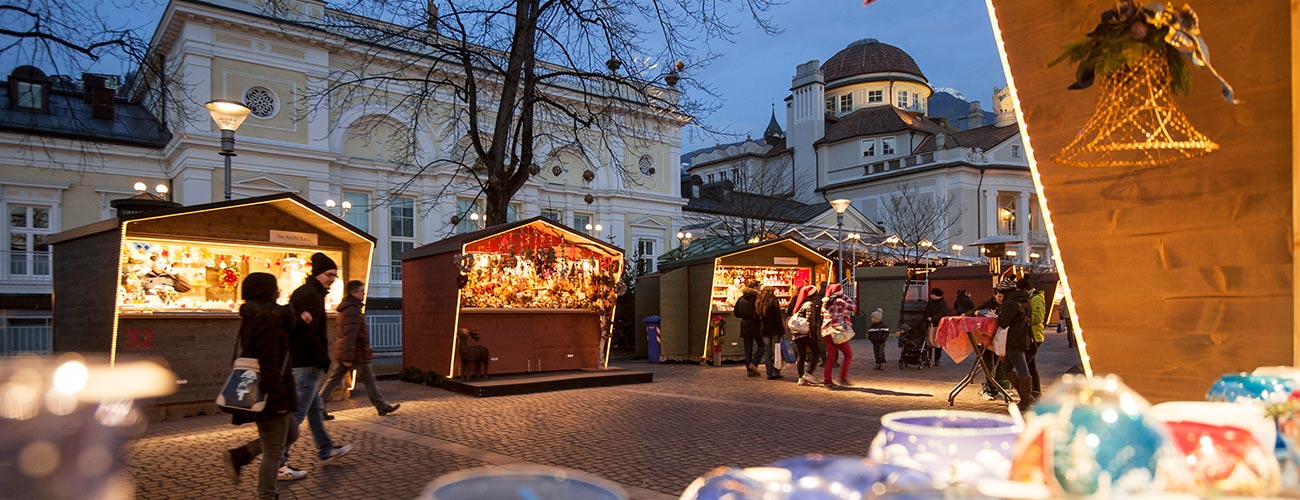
[897,318,932,369]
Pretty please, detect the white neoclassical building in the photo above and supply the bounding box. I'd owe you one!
[686,38,1047,264]
[0,0,685,346]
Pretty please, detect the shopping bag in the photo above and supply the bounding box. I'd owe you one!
[787,315,809,334]
[780,338,795,363]
[993,327,1008,356]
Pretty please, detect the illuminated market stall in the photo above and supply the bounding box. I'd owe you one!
[400,217,623,378]
[655,238,830,363]
[49,193,374,410]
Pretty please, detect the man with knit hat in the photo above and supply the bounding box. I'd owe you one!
[281,252,352,476]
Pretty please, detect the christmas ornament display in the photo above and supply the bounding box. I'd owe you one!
[1149,401,1279,496]
[869,410,1021,488]
[459,224,620,311]
[679,455,934,500]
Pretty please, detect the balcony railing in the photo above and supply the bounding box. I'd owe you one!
[3,323,52,356]
[367,314,402,352]
[2,250,51,282]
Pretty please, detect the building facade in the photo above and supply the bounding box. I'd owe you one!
[685,38,1047,265]
[0,0,685,348]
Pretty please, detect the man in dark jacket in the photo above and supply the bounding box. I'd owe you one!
[282,253,351,476]
[223,273,299,498]
[732,281,762,377]
[995,277,1036,412]
[923,288,952,365]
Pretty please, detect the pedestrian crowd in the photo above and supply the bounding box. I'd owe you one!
[731,275,1063,412]
[222,252,401,500]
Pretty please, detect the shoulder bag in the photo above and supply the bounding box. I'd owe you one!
[216,333,288,418]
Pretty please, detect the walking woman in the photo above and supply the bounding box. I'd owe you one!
[994,277,1036,412]
[755,286,786,380]
[788,285,821,386]
[223,273,299,500]
[820,283,856,388]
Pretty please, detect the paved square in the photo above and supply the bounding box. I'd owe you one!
[125,332,1082,499]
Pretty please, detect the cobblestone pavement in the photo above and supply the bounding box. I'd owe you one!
[125,331,1082,499]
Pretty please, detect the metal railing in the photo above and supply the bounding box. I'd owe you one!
[367,314,402,352]
[3,250,52,282]
[369,262,404,285]
[3,323,52,356]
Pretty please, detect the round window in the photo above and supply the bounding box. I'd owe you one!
[638,155,655,176]
[244,86,277,118]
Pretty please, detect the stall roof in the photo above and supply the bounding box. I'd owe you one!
[400,216,623,261]
[50,193,376,246]
[658,237,830,271]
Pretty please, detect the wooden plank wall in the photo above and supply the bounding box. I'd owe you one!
[52,229,122,354]
[990,0,1294,401]
[401,253,459,376]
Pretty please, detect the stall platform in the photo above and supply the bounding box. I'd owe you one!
[439,367,653,397]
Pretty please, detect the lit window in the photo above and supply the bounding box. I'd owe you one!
[839,94,852,113]
[868,90,883,103]
[897,91,908,108]
[881,137,896,155]
[861,139,876,158]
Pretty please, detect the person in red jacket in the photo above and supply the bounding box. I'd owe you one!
[319,280,400,416]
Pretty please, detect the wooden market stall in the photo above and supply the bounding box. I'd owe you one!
[400,217,623,378]
[49,193,375,410]
[655,238,831,363]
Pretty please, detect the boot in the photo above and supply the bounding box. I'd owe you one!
[1014,374,1036,412]
[875,362,883,370]
[746,364,761,377]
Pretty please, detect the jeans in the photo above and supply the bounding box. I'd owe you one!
[320,362,388,410]
[742,337,763,367]
[762,336,779,377]
[793,336,819,377]
[287,366,334,462]
[233,412,298,500]
[822,336,853,383]
[870,340,887,364]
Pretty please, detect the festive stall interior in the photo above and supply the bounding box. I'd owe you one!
[50,193,373,408]
[656,238,830,363]
[401,217,623,378]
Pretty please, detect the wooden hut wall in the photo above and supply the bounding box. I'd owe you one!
[686,263,715,359]
[52,229,122,354]
[855,267,909,328]
[718,245,821,269]
[990,0,1294,401]
[657,268,690,360]
[634,274,661,358]
[401,252,460,376]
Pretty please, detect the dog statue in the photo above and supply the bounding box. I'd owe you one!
[456,328,489,380]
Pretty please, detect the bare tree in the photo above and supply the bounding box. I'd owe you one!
[878,183,963,267]
[259,0,782,224]
[684,155,811,240]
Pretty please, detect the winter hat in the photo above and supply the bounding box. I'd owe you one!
[870,308,883,322]
[310,252,337,277]
[930,288,944,298]
[792,285,817,312]
[1017,276,1035,290]
[825,283,843,298]
[994,276,1018,291]
[241,272,279,302]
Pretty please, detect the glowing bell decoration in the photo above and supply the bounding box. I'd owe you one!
[1054,49,1217,168]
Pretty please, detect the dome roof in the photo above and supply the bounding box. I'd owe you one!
[821,39,926,84]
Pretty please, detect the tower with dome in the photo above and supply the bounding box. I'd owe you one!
[682,38,1047,264]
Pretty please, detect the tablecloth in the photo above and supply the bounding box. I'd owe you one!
[935,316,997,364]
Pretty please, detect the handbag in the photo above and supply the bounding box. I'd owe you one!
[993,326,1008,356]
[787,315,810,334]
[828,323,856,344]
[216,334,288,418]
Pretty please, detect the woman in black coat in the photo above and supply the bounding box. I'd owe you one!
[223,273,300,499]
[756,287,786,380]
[732,283,763,377]
[994,277,1036,412]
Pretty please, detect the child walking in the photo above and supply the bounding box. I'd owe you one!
[866,308,890,370]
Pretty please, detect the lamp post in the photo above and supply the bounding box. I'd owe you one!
[204,100,251,201]
[325,199,353,217]
[951,244,964,259]
[829,199,851,287]
[585,223,603,238]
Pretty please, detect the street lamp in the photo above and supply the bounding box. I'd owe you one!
[951,244,964,256]
[585,223,603,237]
[204,100,251,201]
[676,231,693,246]
[1029,252,1040,260]
[829,198,851,287]
[325,199,353,217]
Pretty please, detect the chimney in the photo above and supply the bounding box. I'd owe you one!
[426,0,439,33]
[965,100,983,130]
[83,73,116,120]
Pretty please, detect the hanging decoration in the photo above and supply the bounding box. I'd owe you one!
[1050,1,1236,168]
[459,224,620,309]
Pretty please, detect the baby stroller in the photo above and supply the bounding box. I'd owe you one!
[898,319,932,369]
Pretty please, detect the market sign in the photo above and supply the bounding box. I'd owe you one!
[773,257,799,266]
[269,230,318,246]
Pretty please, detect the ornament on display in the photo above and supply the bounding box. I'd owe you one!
[679,455,935,500]
[453,253,475,273]
[1050,1,1237,168]
[869,410,1021,488]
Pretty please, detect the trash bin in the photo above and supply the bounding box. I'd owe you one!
[644,315,661,363]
